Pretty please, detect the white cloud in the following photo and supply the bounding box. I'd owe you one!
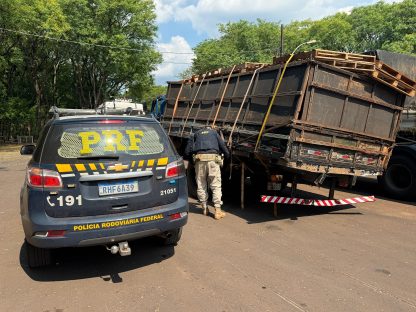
[153,36,194,84]
[154,0,188,23]
[337,5,354,14]
[154,0,398,36]
[152,0,405,83]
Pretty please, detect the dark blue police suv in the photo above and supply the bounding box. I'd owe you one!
[20,112,188,267]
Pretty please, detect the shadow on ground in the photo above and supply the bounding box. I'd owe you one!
[188,185,362,224]
[351,177,415,205]
[225,187,362,224]
[20,237,175,282]
[218,175,414,225]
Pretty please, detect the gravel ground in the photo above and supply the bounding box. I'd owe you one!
[0,151,415,312]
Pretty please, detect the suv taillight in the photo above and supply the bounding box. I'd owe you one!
[165,159,185,178]
[27,167,63,188]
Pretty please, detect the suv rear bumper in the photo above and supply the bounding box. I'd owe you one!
[22,197,188,249]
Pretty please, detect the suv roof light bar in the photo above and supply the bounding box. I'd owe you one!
[49,105,144,118]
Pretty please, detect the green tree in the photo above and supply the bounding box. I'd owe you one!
[381,0,416,54]
[309,14,355,51]
[137,84,167,109]
[280,20,315,54]
[61,0,161,109]
[191,19,281,74]
[382,33,416,54]
[185,1,416,78]
[0,0,161,138]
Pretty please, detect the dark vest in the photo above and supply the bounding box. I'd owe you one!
[193,128,220,154]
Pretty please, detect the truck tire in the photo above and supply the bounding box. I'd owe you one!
[161,227,183,246]
[380,155,416,200]
[25,240,52,268]
[186,164,198,199]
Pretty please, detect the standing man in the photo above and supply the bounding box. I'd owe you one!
[185,126,230,220]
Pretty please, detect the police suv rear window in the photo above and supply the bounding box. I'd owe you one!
[40,121,173,163]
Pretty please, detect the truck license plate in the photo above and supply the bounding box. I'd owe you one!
[98,180,138,196]
[267,182,282,191]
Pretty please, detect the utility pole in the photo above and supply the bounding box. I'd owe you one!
[280,24,284,56]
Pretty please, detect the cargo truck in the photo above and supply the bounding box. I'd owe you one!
[157,50,415,203]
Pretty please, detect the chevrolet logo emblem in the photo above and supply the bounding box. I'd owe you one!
[108,163,128,172]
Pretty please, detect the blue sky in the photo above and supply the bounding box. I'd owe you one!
[152,0,400,85]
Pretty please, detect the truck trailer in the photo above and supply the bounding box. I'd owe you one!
[159,50,416,203]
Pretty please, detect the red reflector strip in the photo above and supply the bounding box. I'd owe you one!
[260,195,375,206]
[47,230,66,237]
[169,213,181,220]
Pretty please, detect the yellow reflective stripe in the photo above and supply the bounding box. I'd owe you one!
[131,161,136,169]
[157,157,168,166]
[138,160,144,167]
[99,163,105,170]
[56,164,72,173]
[89,163,97,171]
[75,164,86,172]
[147,159,155,167]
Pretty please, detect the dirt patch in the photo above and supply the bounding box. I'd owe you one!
[0,144,21,153]
[0,145,23,161]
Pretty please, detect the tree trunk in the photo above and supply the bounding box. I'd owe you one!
[52,61,61,106]
[34,78,42,136]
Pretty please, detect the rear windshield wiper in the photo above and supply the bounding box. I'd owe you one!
[77,155,120,160]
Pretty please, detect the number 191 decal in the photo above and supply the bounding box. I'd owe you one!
[47,195,82,207]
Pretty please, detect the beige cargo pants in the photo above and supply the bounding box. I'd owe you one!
[195,159,222,208]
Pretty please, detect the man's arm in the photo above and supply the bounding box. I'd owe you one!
[216,132,230,159]
[184,135,194,158]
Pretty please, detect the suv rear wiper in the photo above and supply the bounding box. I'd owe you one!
[77,155,120,160]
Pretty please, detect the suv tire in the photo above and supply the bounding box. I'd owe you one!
[161,227,183,246]
[25,240,52,268]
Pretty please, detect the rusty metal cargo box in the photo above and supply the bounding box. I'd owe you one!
[162,60,407,177]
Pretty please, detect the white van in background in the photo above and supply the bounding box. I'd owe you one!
[100,99,145,115]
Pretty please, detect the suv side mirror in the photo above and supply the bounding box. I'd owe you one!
[20,144,36,155]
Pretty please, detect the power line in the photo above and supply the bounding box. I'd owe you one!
[0,27,194,64]
[0,27,195,56]
[161,61,192,64]
[0,27,281,56]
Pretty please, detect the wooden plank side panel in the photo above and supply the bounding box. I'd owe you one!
[244,97,269,124]
[339,98,369,133]
[306,89,345,128]
[302,64,404,140]
[365,106,395,138]
[267,95,299,126]
[166,61,405,144]
[166,82,182,101]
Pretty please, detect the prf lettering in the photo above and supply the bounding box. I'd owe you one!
[79,130,144,154]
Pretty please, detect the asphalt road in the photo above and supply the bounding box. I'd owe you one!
[0,150,415,312]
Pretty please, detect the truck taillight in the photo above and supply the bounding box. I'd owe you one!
[27,167,63,188]
[166,159,185,178]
